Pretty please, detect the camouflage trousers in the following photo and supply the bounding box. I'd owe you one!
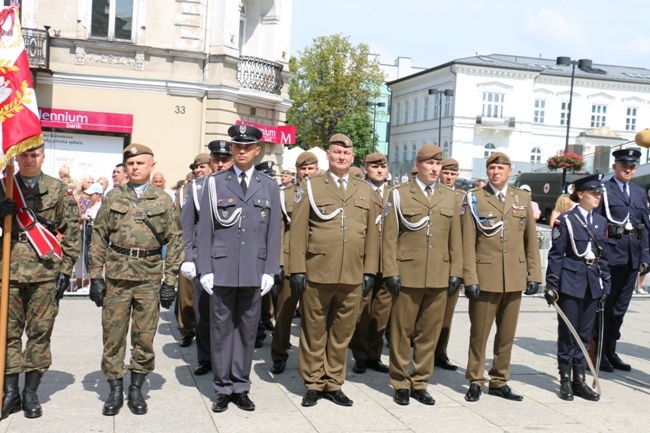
[6,280,59,375]
[102,278,160,380]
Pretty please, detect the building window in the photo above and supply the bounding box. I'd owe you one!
[530,147,542,164]
[412,144,417,160]
[444,95,451,117]
[484,143,496,158]
[394,144,400,162]
[533,99,546,124]
[404,100,410,124]
[433,94,440,119]
[424,95,429,120]
[443,141,450,157]
[482,93,504,118]
[239,1,247,54]
[395,102,401,125]
[413,98,418,122]
[626,107,637,131]
[91,0,134,40]
[560,101,569,126]
[591,104,607,128]
[403,144,408,163]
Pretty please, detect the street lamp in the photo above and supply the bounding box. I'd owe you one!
[366,101,386,152]
[428,89,454,148]
[556,56,592,192]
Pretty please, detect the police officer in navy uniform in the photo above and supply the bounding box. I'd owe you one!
[593,148,650,372]
[545,173,610,402]
[196,124,281,413]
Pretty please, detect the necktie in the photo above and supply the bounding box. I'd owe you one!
[240,172,247,196]
[25,180,33,188]
[588,212,593,228]
[624,184,629,198]
[338,178,346,194]
[498,192,505,203]
[425,186,433,204]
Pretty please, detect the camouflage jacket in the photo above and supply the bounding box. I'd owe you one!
[0,173,81,282]
[89,184,183,284]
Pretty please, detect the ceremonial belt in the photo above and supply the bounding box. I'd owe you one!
[1,176,62,260]
[110,244,162,258]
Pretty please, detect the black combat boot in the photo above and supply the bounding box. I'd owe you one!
[596,339,614,372]
[605,339,631,371]
[1,374,22,419]
[22,371,43,418]
[558,365,573,401]
[102,378,124,416]
[127,372,147,415]
[571,365,599,401]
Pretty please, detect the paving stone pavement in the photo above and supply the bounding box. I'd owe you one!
[1,294,649,432]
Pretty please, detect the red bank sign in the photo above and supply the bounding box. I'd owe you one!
[236,120,296,145]
[38,108,134,133]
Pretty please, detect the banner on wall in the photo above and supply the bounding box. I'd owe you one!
[235,120,296,145]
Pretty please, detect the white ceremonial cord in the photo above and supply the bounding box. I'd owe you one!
[375,214,382,226]
[207,175,242,229]
[305,177,343,221]
[179,185,186,208]
[563,214,595,260]
[467,191,503,237]
[192,179,201,212]
[280,188,291,223]
[602,188,629,226]
[392,188,429,231]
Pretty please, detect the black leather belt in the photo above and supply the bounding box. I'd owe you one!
[10,232,28,243]
[110,244,162,258]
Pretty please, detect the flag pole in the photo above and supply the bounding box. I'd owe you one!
[0,160,15,414]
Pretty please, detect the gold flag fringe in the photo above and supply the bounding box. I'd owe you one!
[0,134,43,171]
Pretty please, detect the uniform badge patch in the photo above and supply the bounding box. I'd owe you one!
[383,207,389,216]
[552,227,561,240]
[228,198,234,203]
[260,210,266,218]
[294,192,301,202]
[66,188,74,196]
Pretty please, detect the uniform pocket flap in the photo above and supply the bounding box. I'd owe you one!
[254,198,271,208]
[397,250,415,261]
[307,243,327,255]
[354,199,370,209]
[211,246,229,258]
[512,210,527,218]
[258,248,267,259]
[440,208,454,217]
[109,201,130,214]
[402,208,422,216]
[562,258,581,271]
[145,204,166,217]
[476,254,492,264]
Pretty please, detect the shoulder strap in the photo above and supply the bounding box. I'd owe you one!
[127,198,166,246]
[572,211,603,254]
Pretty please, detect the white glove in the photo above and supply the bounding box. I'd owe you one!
[180,262,196,280]
[260,274,274,297]
[200,273,214,296]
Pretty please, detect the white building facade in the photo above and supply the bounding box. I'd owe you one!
[388,54,650,180]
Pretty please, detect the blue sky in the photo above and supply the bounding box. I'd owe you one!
[291,0,650,70]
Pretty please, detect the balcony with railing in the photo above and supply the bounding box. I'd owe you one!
[237,56,284,95]
[476,115,516,128]
[23,27,50,70]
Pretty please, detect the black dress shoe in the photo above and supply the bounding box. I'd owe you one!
[271,360,286,374]
[263,321,275,331]
[607,352,631,371]
[231,392,255,411]
[599,356,614,372]
[411,389,435,405]
[212,393,230,413]
[488,385,523,401]
[301,390,323,407]
[465,384,482,402]
[194,362,211,376]
[255,336,265,348]
[366,359,389,373]
[179,335,194,347]
[434,357,458,371]
[323,390,353,407]
[352,360,367,374]
[393,389,410,405]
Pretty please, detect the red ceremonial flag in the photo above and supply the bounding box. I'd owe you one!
[0,5,43,170]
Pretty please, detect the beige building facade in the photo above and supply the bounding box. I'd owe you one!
[21,0,293,184]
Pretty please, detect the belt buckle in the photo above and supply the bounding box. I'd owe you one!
[129,247,140,258]
[585,258,594,266]
[18,232,27,242]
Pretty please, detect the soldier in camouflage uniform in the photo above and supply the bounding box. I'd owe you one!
[0,144,81,420]
[89,143,183,416]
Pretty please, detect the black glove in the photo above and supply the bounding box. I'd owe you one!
[525,281,540,296]
[89,278,106,308]
[448,276,462,297]
[465,284,480,299]
[275,266,286,286]
[640,263,650,276]
[0,198,16,219]
[384,276,401,296]
[290,273,306,295]
[544,288,558,305]
[55,273,70,301]
[362,274,375,297]
[159,283,176,309]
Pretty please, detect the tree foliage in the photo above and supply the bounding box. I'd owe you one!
[287,34,384,163]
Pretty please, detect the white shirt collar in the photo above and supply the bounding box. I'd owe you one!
[233,165,255,184]
[489,183,508,197]
[329,171,349,185]
[613,176,627,192]
[414,176,434,193]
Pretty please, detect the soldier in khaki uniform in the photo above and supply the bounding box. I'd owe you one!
[290,134,379,407]
[434,157,465,371]
[382,145,463,406]
[89,144,183,416]
[462,152,541,403]
[0,144,81,420]
[270,151,319,375]
[350,152,392,375]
